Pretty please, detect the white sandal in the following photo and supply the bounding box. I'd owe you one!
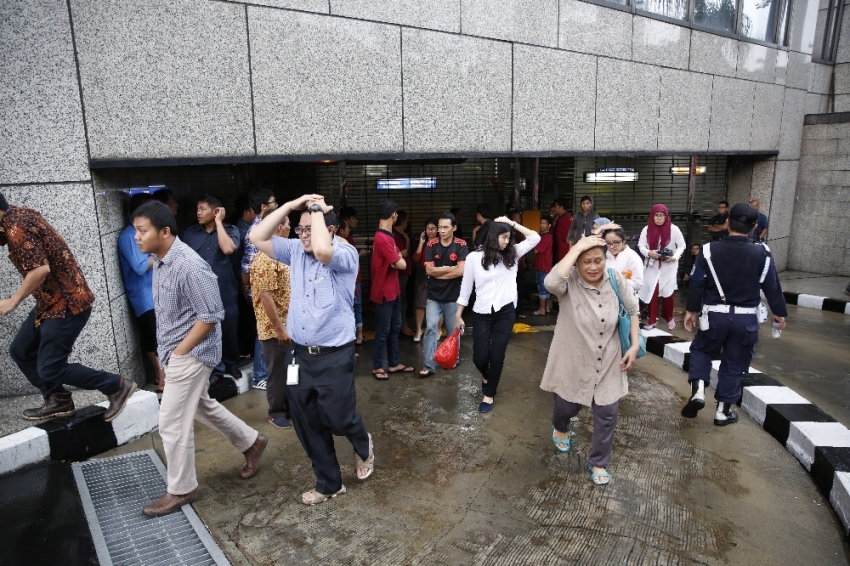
[355,433,374,480]
[301,485,346,505]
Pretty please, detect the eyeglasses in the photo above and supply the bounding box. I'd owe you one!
[294,226,312,235]
[266,199,277,205]
[606,241,623,247]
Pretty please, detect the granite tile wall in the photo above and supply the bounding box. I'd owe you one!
[558,0,632,59]
[631,16,690,70]
[689,31,738,77]
[736,43,776,83]
[751,83,786,151]
[708,77,756,151]
[461,0,559,47]
[657,69,712,152]
[0,0,89,185]
[594,59,660,151]
[330,0,460,32]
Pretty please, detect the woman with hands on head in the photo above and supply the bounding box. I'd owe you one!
[539,234,640,487]
[455,216,540,414]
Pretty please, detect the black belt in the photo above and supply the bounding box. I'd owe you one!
[294,341,355,355]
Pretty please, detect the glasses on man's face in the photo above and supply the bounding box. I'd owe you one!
[266,199,277,206]
[294,226,311,236]
[606,240,623,248]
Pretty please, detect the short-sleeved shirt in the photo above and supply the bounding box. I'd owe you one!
[750,212,769,241]
[272,235,358,347]
[708,213,728,240]
[152,237,225,368]
[2,206,94,326]
[392,229,412,277]
[344,234,362,284]
[241,216,262,273]
[370,229,402,304]
[117,223,154,317]
[552,213,572,264]
[423,237,468,302]
[533,232,553,271]
[183,223,240,300]
[250,251,290,341]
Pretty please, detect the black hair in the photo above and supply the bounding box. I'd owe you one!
[424,217,439,228]
[718,200,729,207]
[198,193,223,209]
[339,207,358,220]
[234,194,252,214]
[128,193,153,215]
[152,189,174,204]
[379,199,397,220]
[729,218,755,234]
[508,209,522,221]
[602,227,626,241]
[249,189,275,214]
[580,195,593,204]
[438,211,457,226]
[394,210,408,226]
[0,192,9,212]
[540,214,553,224]
[476,203,492,220]
[338,218,349,234]
[299,209,338,229]
[552,197,569,209]
[481,222,516,270]
[133,201,178,234]
[450,207,462,216]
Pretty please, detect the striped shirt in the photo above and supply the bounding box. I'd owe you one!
[152,237,225,368]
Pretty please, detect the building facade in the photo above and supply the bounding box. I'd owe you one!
[1,0,848,396]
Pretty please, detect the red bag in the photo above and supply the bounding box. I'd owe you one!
[434,329,460,370]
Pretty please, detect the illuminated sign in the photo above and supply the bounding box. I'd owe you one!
[376,178,437,190]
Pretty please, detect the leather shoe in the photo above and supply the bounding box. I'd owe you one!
[22,394,76,421]
[240,433,267,479]
[142,490,197,516]
[225,365,243,379]
[103,377,137,422]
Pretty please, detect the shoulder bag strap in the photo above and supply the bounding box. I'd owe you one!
[608,268,626,314]
[702,243,726,304]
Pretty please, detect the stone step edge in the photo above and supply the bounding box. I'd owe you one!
[0,363,256,477]
[643,330,850,536]
[783,292,850,315]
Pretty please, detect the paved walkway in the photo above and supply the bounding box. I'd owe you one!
[779,270,850,301]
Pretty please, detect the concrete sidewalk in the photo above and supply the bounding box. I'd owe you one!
[779,270,850,301]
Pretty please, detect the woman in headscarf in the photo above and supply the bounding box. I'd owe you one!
[540,234,640,486]
[637,204,686,330]
[456,217,540,413]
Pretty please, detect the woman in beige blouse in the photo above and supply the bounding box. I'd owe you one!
[540,235,640,486]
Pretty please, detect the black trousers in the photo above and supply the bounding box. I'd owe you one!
[9,308,121,399]
[260,338,291,419]
[213,297,240,376]
[472,304,515,398]
[288,342,370,494]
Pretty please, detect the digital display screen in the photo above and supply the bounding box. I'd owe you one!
[377,178,437,190]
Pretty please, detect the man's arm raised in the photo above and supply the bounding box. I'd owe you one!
[252,194,322,258]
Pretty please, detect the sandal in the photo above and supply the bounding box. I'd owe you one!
[642,323,657,331]
[551,427,570,453]
[355,433,374,480]
[301,485,346,506]
[419,369,435,378]
[372,369,389,380]
[588,465,611,486]
[387,365,414,374]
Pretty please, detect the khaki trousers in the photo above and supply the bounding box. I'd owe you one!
[160,353,258,495]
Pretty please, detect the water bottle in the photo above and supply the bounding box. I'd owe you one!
[771,319,781,339]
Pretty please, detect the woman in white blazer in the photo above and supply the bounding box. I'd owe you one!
[637,204,685,330]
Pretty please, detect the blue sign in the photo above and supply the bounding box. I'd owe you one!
[377,177,437,191]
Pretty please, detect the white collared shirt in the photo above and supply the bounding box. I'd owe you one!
[606,246,644,293]
[458,233,540,314]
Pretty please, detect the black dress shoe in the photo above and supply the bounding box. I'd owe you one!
[714,411,739,426]
[225,366,243,379]
[22,394,76,421]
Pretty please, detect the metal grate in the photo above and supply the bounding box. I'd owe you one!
[72,450,230,566]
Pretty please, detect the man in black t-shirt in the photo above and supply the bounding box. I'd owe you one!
[420,212,468,377]
[707,200,729,241]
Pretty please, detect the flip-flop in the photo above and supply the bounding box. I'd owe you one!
[301,485,346,506]
[355,433,374,480]
[372,370,389,380]
[419,369,435,378]
[388,366,414,374]
[552,427,570,452]
[588,465,611,486]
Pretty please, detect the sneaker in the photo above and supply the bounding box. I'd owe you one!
[268,416,291,429]
[22,394,76,421]
[253,379,267,390]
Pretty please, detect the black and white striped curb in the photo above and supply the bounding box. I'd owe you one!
[0,365,256,477]
[783,292,850,315]
[643,327,850,536]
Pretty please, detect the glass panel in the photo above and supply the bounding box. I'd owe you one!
[775,0,790,45]
[694,0,738,32]
[606,0,629,5]
[811,0,831,57]
[740,0,779,41]
[634,0,689,19]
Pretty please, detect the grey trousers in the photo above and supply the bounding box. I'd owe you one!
[552,394,619,468]
[259,338,291,419]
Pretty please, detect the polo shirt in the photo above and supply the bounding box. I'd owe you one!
[370,229,402,303]
[183,222,240,300]
[393,229,412,276]
[424,237,468,302]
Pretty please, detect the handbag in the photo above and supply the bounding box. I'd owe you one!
[608,268,646,358]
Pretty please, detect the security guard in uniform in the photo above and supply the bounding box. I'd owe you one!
[681,203,787,425]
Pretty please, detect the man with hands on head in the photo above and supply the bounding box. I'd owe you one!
[252,194,373,506]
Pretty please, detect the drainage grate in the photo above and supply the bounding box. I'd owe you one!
[72,450,230,566]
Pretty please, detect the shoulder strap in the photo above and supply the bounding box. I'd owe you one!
[702,243,726,304]
[608,268,623,304]
[757,242,771,284]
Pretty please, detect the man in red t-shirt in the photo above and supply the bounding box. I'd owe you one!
[392,210,413,336]
[370,200,414,380]
[550,197,573,265]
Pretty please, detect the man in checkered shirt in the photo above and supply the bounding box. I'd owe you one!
[131,201,267,517]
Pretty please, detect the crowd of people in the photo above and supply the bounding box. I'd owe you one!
[0,186,787,508]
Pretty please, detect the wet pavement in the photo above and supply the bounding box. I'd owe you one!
[96,330,849,565]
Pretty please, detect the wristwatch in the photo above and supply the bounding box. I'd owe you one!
[308,204,324,213]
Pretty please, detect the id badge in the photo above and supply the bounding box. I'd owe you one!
[287,352,299,385]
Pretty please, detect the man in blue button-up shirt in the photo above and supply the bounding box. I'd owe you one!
[253,194,373,506]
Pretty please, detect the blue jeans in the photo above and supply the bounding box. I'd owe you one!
[535,270,549,299]
[354,282,363,328]
[423,300,458,372]
[253,336,268,382]
[373,297,402,370]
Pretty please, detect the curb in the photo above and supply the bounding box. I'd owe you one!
[783,292,850,315]
[0,364,257,477]
[643,329,850,536]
